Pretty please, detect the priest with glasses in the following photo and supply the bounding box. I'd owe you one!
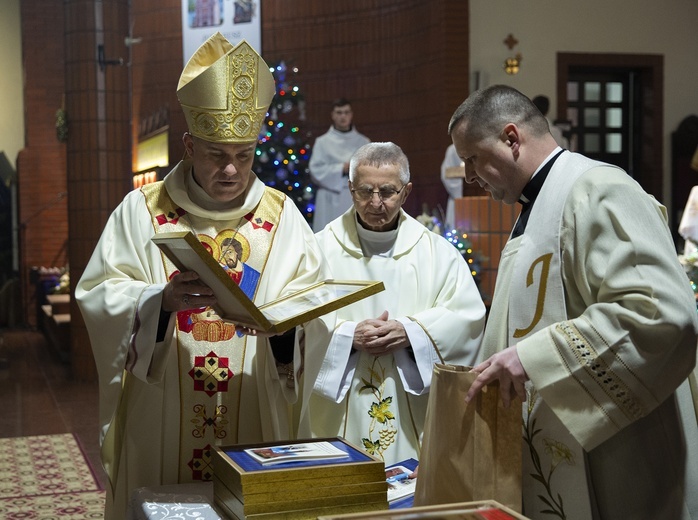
[309,141,486,465]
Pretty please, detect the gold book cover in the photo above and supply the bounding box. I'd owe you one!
[212,437,386,498]
[213,475,387,506]
[215,479,388,516]
[152,231,384,333]
[215,485,388,520]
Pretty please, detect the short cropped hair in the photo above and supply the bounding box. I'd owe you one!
[448,85,550,142]
[331,98,352,109]
[349,142,410,185]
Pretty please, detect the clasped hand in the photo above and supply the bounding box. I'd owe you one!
[352,310,409,356]
[465,345,528,408]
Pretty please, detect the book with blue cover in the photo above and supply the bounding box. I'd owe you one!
[212,437,389,517]
[386,458,418,509]
[212,437,386,495]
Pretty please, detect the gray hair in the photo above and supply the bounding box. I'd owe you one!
[448,85,550,142]
[348,142,410,184]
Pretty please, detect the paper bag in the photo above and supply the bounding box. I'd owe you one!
[413,363,522,512]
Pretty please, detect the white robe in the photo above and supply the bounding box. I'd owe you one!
[309,126,370,232]
[483,153,698,520]
[440,144,463,230]
[75,161,332,519]
[309,208,486,465]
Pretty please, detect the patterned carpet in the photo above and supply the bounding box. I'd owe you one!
[0,433,105,519]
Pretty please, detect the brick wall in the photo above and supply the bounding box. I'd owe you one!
[17,0,68,328]
[65,0,131,380]
[262,0,470,217]
[129,1,186,173]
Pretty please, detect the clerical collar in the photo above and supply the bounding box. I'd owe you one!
[512,147,564,238]
[519,147,563,206]
[355,213,399,257]
[333,125,353,133]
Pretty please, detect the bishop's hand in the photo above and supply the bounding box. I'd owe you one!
[162,270,216,312]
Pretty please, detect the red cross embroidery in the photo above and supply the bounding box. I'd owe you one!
[155,208,186,226]
[188,444,214,481]
[244,211,274,232]
[188,351,232,396]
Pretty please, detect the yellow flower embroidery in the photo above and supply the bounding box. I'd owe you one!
[369,398,395,423]
[359,357,397,460]
[543,438,575,468]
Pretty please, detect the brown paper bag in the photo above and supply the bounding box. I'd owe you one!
[413,363,522,512]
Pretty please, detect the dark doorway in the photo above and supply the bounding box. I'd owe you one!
[557,53,663,202]
[565,70,640,175]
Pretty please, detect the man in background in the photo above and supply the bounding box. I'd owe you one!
[450,84,698,519]
[310,98,370,232]
[76,34,331,519]
[310,141,485,465]
[440,143,463,230]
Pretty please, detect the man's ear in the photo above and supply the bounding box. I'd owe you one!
[502,123,521,154]
[401,182,413,202]
[182,132,194,157]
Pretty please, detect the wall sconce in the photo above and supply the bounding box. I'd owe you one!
[503,33,522,75]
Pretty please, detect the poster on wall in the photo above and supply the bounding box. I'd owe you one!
[181,0,262,65]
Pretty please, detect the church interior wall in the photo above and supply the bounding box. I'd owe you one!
[1,0,697,352]
[469,0,698,212]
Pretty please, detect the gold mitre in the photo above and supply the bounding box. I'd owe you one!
[177,33,275,143]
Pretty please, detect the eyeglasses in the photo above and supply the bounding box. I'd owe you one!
[351,185,405,202]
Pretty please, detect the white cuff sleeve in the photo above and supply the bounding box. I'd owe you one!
[313,321,358,402]
[393,317,439,395]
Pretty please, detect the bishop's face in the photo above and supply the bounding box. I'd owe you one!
[183,133,256,203]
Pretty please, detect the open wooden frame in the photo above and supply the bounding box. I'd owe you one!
[152,231,384,333]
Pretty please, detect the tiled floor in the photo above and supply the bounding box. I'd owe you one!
[0,326,107,489]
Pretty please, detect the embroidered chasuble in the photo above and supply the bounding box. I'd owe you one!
[481,151,698,520]
[142,178,282,478]
[76,161,332,520]
[310,209,485,465]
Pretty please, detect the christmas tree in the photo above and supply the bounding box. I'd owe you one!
[254,61,315,224]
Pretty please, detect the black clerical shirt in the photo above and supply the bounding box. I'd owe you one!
[511,149,565,238]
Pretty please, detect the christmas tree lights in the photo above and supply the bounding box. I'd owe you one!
[254,61,315,224]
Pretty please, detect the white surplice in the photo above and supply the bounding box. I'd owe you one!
[482,151,698,520]
[440,143,463,230]
[308,208,486,465]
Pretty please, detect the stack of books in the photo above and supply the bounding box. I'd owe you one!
[212,437,389,519]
